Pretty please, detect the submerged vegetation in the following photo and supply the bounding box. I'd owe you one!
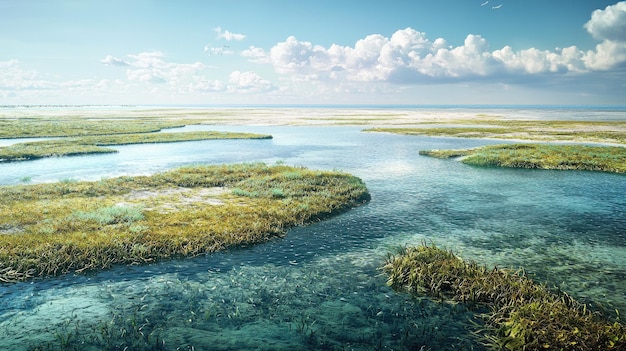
[0,163,370,282]
[0,131,272,162]
[419,143,626,173]
[383,243,626,351]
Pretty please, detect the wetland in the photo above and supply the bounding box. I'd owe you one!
[0,106,625,350]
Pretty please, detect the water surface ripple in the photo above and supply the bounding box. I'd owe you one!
[1,125,624,350]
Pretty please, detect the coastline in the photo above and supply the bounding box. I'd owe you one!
[3,107,625,147]
[2,105,626,126]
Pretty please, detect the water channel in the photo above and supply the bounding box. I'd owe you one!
[1,124,625,350]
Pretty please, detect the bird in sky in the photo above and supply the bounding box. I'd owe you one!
[480,1,489,6]
[492,4,503,9]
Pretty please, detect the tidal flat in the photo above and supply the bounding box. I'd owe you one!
[0,106,625,350]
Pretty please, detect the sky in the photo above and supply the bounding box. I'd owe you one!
[1,0,626,106]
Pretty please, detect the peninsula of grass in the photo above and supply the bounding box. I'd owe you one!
[419,143,626,173]
[365,119,626,145]
[382,243,626,351]
[0,117,194,138]
[0,131,272,162]
[0,163,370,282]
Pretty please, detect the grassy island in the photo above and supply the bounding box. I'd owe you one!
[365,119,626,145]
[0,163,370,282]
[383,243,626,351]
[0,117,194,138]
[419,143,626,173]
[0,131,272,162]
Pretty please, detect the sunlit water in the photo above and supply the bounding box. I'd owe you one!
[1,124,625,350]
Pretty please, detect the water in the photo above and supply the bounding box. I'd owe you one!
[1,124,625,350]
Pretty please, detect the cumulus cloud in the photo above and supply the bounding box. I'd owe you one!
[214,27,246,41]
[241,46,270,63]
[584,1,626,42]
[228,71,276,93]
[258,30,519,83]
[245,3,626,86]
[101,51,206,85]
[582,1,626,70]
[583,39,626,70]
[99,52,278,97]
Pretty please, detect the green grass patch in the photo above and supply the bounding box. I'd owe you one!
[0,131,272,162]
[0,163,369,282]
[365,119,626,145]
[382,243,626,351]
[419,143,626,173]
[0,118,191,138]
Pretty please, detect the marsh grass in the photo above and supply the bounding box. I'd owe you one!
[383,243,626,351]
[0,163,370,282]
[0,131,272,162]
[0,118,190,138]
[366,119,626,145]
[419,143,626,173]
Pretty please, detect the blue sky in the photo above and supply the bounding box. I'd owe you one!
[1,0,625,105]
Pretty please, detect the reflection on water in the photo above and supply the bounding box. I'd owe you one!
[1,125,625,350]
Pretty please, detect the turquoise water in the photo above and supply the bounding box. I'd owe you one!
[0,124,625,350]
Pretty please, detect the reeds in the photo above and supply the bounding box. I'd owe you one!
[419,143,626,174]
[0,163,370,282]
[382,243,626,350]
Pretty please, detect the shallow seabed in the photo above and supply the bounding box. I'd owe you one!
[1,123,625,350]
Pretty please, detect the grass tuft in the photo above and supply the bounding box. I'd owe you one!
[382,243,626,351]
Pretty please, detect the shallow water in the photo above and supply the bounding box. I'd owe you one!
[1,124,625,350]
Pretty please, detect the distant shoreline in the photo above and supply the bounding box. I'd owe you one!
[3,104,626,111]
[3,106,626,126]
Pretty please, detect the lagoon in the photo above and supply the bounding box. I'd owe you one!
[1,120,625,350]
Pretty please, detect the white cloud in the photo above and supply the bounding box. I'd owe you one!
[259,31,501,82]
[0,59,56,91]
[204,45,234,56]
[241,46,270,63]
[214,26,246,41]
[101,52,207,85]
[186,78,225,93]
[584,1,626,42]
[269,36,330,75]
[252,5,626,87]
[98,52,279,98]
[228,71,276,93]
[583,39,626,70]
[100,55,130,66]
[581,1,626,70]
